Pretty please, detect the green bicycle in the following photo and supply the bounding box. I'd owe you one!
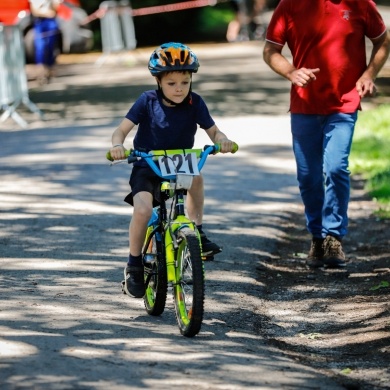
[108,143,238,337]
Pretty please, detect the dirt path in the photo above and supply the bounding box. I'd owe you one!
[1,42,389,390]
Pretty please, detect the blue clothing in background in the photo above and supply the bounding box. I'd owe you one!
[33,17,59,67]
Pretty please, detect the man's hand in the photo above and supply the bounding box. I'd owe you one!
[356,76,377,98]
[288,67,320,87]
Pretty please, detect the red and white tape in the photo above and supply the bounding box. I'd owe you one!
[132,0,217,17]
[80,0,223,25]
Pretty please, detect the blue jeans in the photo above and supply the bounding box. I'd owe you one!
[33,17,59,67]
[291,112,357,239]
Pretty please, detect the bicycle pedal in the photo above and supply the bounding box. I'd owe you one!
[202,247,222,261]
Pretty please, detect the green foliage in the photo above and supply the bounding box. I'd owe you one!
[197,6,235,38]
[368,170,390,200]
[350,104,390,218]
[370,280,390,291]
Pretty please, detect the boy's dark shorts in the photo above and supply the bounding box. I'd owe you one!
[124,165,163,207]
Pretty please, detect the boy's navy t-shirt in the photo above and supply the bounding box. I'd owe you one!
[125,90,215,156]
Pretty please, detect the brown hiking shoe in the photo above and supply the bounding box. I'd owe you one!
[323,235,346,268]
[306,238,324,268]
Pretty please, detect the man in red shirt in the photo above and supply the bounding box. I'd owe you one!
[263,0,390,268]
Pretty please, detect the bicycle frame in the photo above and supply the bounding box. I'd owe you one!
[108,143,238,336]
[134,146,218,283]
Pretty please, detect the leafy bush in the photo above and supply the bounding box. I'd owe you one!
[350,104,390,218]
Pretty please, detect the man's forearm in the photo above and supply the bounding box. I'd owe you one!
[365,31,390,80]
[263,43,296,81]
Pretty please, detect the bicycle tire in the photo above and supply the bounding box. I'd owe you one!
[173,227,205,337]
[143,231,167,316]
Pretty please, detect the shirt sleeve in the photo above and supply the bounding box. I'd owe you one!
[125,93,147,125]
[265,0,288,46]
[365,1,387,40]
[193,94,215,130]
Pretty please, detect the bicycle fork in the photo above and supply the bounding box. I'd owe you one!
[164,215,198,283]
[142,207,162,286]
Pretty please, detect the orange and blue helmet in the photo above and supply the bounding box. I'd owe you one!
[148,42,200,77]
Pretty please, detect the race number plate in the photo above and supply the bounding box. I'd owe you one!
[158,152,199,177]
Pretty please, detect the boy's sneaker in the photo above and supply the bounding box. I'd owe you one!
[306,237,324,268]
[323,235,346,268]
[199,230,222,257]
[123,266,145,298]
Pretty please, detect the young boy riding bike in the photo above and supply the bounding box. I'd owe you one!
[109,42,236,298]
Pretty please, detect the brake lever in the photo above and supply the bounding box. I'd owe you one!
[109,159,128,166]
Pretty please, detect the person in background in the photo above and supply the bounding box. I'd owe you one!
[226,0,266,42]
[263,0,390,268]
[29,0,62,84]
[109,42,237,298]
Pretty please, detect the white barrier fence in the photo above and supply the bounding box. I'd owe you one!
[0,24,43,128]
[96,0,137,66]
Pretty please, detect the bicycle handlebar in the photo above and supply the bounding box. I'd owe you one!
[106,142,238,180]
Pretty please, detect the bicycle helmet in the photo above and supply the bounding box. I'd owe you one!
[148,42,200,76]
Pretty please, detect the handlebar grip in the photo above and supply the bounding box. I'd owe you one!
[106,149,131,161]
[106,151,114,161]
[214,142,239,154]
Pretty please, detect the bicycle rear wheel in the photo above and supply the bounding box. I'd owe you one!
[173,227,205,337]
[143,231,167,316]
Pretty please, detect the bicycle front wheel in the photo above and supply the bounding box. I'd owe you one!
[143,231,167,316]
[173,227,205,337]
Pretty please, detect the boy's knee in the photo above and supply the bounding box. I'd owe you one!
[133,199,153,219]
[191,174,203,187]
[134,207,152,223]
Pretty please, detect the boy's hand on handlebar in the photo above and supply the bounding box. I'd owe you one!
[219,139,238,154]
[109,145,126,160]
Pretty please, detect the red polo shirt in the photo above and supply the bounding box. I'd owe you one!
[266,0,387,114]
